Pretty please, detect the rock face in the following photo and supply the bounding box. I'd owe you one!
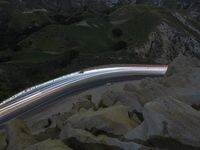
[68,105,139,136]
[126,97,200,147]
[0,0,200,149]
[135,21,200,63]
[135,0,200,20]
[122,55,200,105]
[60,124,149,150]
[71,95,96,111]
[23,139,72,150]
[6,119,37,150]
[2,55,200,150]
[100,90,143,112]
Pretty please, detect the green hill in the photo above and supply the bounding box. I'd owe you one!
[0,4,200,101]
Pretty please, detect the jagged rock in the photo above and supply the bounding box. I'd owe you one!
[6,119,37,150]
[34,127,61,142]
[162,55,200,88]
[123,83,138,92]
[135,21,200,63]
[126,97,200,148]
[100,90,119,107]
[159,22,200,57]
[100,90,143,112]
[23,139,72,150]
[135,0,200,20]
[0,130,7,150]
[123,79,167,106]
[166,54,200,76]
[173,13,200,35]
[72,95,96,112]
[50,112,75,130]
[68,105,139,136]
[122,55,200,107]
[30,118,52,132]
[60,124,152,150]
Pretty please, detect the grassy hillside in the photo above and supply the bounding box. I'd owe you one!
[0,5,200,101]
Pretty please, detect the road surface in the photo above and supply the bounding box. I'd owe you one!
[0,65,168,124]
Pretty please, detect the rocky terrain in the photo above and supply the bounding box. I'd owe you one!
[0,1,200,149]
[135,0,200,20]
[0,55,199,150]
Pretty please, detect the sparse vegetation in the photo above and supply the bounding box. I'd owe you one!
[0,1,200,101]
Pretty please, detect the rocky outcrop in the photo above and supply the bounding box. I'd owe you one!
[71,95,96,112]
[1,55,200,150]
[23,139,72,150]
[122,55,200,106]
[6,119,37,150]
[173,12,200,35]
[100,90,143,113]
[163,54,200,87]
[5,119,72,150]
[135,22,200,63]
[68,105,139,136]
[0,0,200,148]
[135,0,200,20]
[60,124,151,150]
[126,97,200,147]
[30,118,52,133]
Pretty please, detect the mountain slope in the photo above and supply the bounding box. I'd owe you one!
[0,2,200,100]
[135,0,200,20]
[110,5,200,62]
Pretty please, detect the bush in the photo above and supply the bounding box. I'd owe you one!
[112,28,123,37]
[113,41,127,51]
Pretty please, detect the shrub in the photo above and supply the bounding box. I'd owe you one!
[113,41,127,51]
[112,28,123,37]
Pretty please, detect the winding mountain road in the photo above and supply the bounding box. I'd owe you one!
[0,65,168,124]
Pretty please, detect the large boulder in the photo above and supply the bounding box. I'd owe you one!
[23,139,72,150]
[100,90,143,112]
[126,97,200,148]
[163,55,200,87]
[30,118,52,133]
[122,55,200,107]
[68,105,139,136]
[123,78,168,106]
[72,95,96,112]
[60,124,152,150]
[6,119,37,150]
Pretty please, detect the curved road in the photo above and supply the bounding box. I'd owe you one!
[0,65,168,124]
